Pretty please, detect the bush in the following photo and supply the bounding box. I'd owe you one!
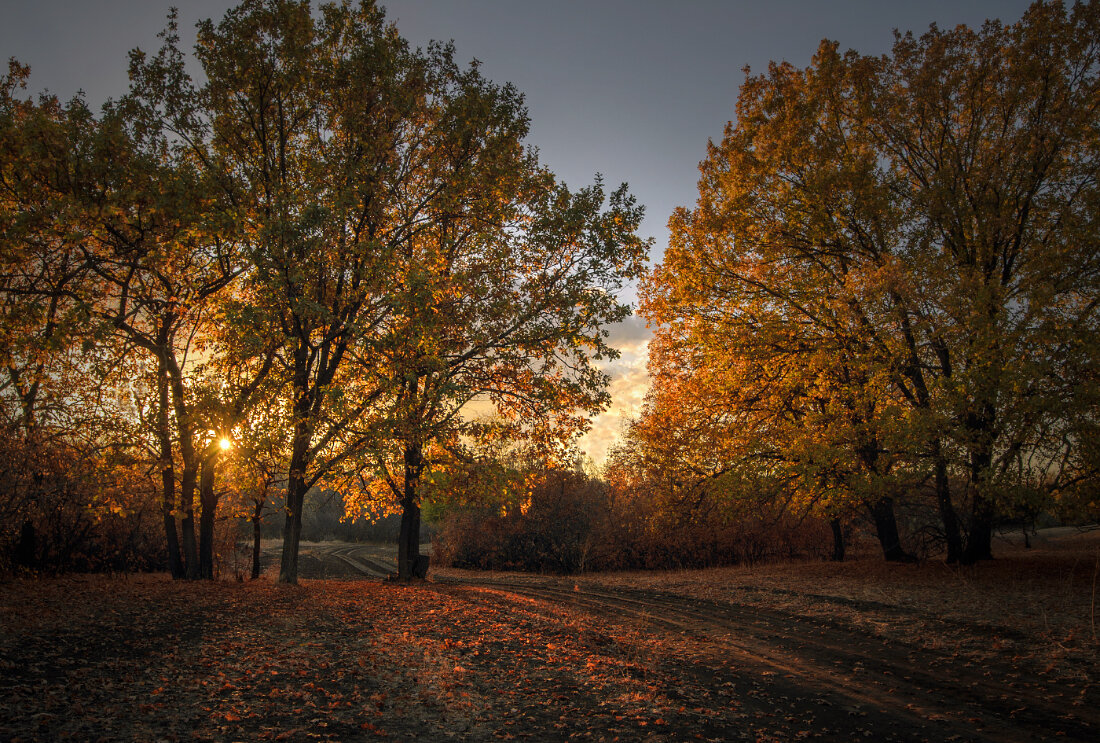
[431,466,833,574]
[0,429,165,574]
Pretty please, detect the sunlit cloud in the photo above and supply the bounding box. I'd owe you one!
[579,315,653,467]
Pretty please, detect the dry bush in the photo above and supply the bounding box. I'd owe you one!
[432,469,606,573]
[431,467,834,574]
[0,428,164,574]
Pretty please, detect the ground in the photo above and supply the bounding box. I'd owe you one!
[0,529,1096,741]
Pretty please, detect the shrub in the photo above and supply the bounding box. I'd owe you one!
[431,466,834,574]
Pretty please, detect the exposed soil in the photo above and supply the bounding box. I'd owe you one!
[1,531,1096,741]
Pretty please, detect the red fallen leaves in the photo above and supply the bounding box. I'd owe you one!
[9,571,1089,741]
[0,575,695,741]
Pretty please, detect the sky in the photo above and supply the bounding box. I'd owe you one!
[1,0,1035,465]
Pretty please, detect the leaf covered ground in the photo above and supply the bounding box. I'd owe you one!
[1,529,1098,742]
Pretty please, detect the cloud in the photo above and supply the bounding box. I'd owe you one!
[463,313,656,468]
[579,333,652,467]
[602,313,653,357]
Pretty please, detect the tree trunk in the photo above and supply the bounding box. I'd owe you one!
[867,496,913,562]
[961,449,995,564]
[161,486,183,578]
[278,407,313,584]
[397,441,424,580]
[165,353,199,579]
[963,504,995,563]
[962,493,995,563]
[830,518,845,562]
[198,455,217,580]
[251,499,264,580]
[156,361,184,578]
[14,520,37,568]
[279,475,306,584]
[180,468,199,579]
[278,345,324,585]
[933,441,963,564]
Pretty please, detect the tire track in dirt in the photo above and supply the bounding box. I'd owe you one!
[441,578,1096,742]
[326,545,395,578]
[259,543,398,579]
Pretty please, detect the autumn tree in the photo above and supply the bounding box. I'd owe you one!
[121,0,415,583]
[0,64,184,572]
[128,0,648,583]
[0,64,171,571]
[0,62,96,437]
[2,37,274,580]
[859,0,1100,560]
[643,41,918,561]
[642,0,1100,563]
[338,169,648,580]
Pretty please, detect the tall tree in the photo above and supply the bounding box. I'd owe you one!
[642,0,1100,563]
[0,63,197,574]
[132,0,648,583]
[188,0,411,584]
[75,89,240,579]
[352,174,648,580]
[643,42,917,561]
[861,0,1100,560]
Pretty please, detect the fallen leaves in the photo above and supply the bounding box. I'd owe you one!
[2,564,1097,742]
[0,575,693,741]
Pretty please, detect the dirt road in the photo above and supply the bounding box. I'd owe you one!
[260,541,402,579]
[264,542,1097,741]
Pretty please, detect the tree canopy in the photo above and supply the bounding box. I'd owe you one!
[638,0,1100,563]
[0,0,648,580]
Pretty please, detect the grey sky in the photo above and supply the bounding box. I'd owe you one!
[1,0,1037,461]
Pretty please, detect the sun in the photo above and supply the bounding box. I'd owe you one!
[219,437,232,451]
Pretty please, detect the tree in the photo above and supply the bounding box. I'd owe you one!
[642,0,1100,563]
[0,62,184,574]
[643,41,918,561]
[126,0,425,584]
[73,90,241,580]
[357,174,648,579]
[0,62,97,437]
[860,0,1100,560]
[132,0,648,583]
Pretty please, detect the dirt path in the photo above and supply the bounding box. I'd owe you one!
[264,542,1097,741]
[436,577,1096,742]
[259,542,402,579]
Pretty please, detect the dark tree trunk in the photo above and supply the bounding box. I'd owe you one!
[278,405,313,584]
[962,494,995,564]
[855,438,913,563]
[180,468,199,579]
[279,475,306,584]
[165,353,199,579]
[868,496,914,562]
[933,441,963,564]
[156,361,184,578]
[961,449,995,564]
[830,518,845,562]
[397,441,425,580]
[251,499,264,580]
[161,490,183,578]
[277,342,326,585]
[198,455,217,580]
[14,520,37,568]
[963,506,995,563]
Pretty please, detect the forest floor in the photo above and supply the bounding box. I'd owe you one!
[0,529,1097,742]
